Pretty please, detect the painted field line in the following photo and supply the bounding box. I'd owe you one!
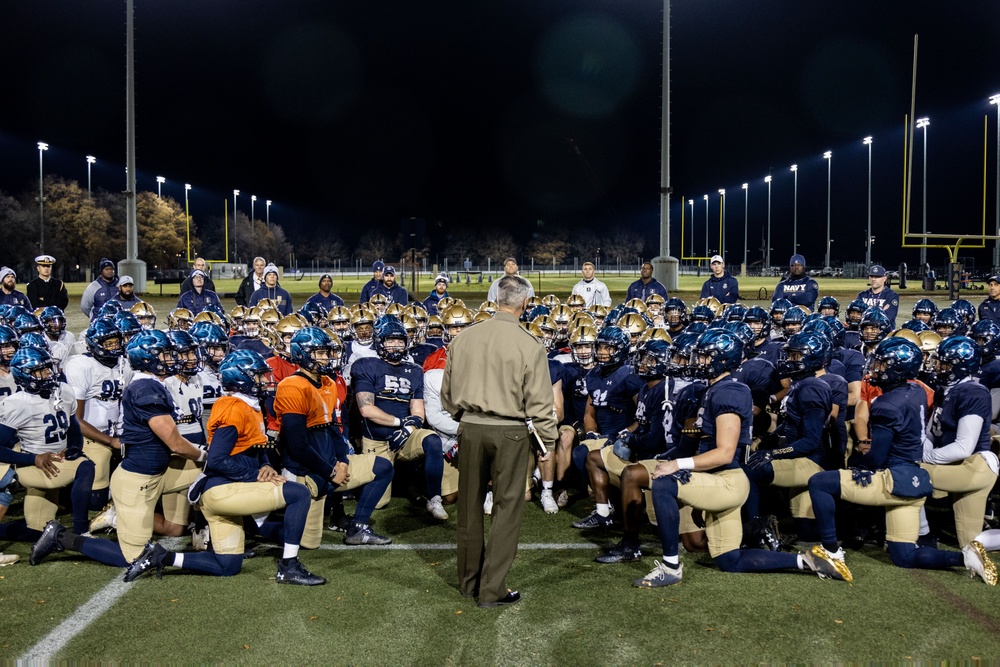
[317,541,660,551]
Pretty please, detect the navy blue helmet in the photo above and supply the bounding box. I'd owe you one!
[12,313,43,336]
[817,296,840,317]
[932,308,964,338]
[821,315,847,349]
[374,317,410,363]
[667,332,699,377]
[10,346,59,395]
[860,307,892,345]
[190,321,230,369]
[900,318,931,334]
[926,335,981,386]
[912,298,938,321]
[289,327,341,376]
[970,320,1000,361]
[166,330,203,376]
[951,299,976,328]
[690,329,743,379]
[219,349,273,398]
[724,304,748,322]
[39,306,67,338]
[722,321,755,351]
[780,306,807,336]
[86,317,125,366]
[778,331,830,380]
[743,306,771,341]
[663,298,688,328]
[635,338,670,381]
[126,329,177,375]
[689,305,715,325]
[113,311,143,342]
[845,298,868,328]
[866,337,923,388]
[595,326,631,368]
[0,325,18,368]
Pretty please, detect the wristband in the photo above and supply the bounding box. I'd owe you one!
[393,418,401,428]
[197,449,207,463]
[857,439,871,445]
[677,457,695,471]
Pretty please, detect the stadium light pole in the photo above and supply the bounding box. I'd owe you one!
[916,117,930,268]
[718,188,726,259]
[823,151,832,269]
[764,176,772,269]
[233,189,240,262]
[790,164,798,253]
[990,94,1000,270]
[86,155,96,196]
[742,183,749,269]
[184,183,192,263]
[251,195,257,224]
[703,194,709,258]
[687,199,694,257]
[863,137,873,266]
[37,141,48,253]
[156,175,165,199]
[266,199,272,229]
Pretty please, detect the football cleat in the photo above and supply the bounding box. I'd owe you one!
[124,541,169,582]
[963,541,997,586]
[805,545,852,582]
[276,557,327,586]
[483,491,494,516]
[426,496,449,521]
[29,520,65,565]
[328,511,353,533]
[556,489,570,508]
[572,509,615,530]
[595,541,642,564]
[343,521,392,546]
[89,502,117,533]
[191,525,211,552]
[0,552,19,567]
[540,490,558,515]
[632,560,682,588]
[755,515,782,551]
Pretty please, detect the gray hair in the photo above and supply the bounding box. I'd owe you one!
[496,275,531,309]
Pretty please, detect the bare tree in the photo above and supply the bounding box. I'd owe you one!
[354,231,395,265]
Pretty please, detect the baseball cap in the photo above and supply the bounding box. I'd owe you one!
[710,255,724,264]
[0,267,14,281]
[263,264,279,277]
[372,261,385,272]
[434,273,449,285]
[868,264,886,277]
[34,255,56,266]
[190,270,207,279]
[119,275,135,286]
[789,254,806,267]
[988,275,1000,285]
[383,266,396,276]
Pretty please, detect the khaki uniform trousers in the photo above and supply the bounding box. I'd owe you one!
[838,469,924,544]
[921,455,997,547]
[17,456,92,530]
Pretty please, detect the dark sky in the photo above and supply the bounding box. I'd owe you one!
[1,1,998,268]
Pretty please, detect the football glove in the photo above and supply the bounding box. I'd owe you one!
[611,431,634,462]
[746,450,773,470]
[585,431,603,442]
[387,428,410,452]
[850,468,873,487]
[401,415,423,432]
[670,470,692,485]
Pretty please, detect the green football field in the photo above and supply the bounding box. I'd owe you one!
[2,492,1000,663]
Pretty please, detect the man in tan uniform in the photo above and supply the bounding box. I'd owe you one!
[442,275,557,608]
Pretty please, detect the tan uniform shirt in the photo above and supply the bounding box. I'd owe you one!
[441,311,558,444]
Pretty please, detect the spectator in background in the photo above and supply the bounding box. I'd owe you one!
[236,257,267,307]
[179,257,216,295]
[487,258,534,303]
[306,274,344,312]
[979,275,1000,325]
[108,275,141,310]
[571,261,611,308]
[772,254,818,310]
[178,270,223,315]
[26,255,68,310]
[374,266,409,305]
[700,255,739,305]
[423,274,450,316]
[359,261,384,304]
[625,262,668,302]
[0,267,31,309]
[80,258,118,320]
[249,264,293,315]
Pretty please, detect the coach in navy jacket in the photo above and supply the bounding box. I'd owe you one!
[625,262,668,302]
[772,254,818,310]
[700,255,739,304]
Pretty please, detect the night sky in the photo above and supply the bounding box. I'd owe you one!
[1,1,998,269]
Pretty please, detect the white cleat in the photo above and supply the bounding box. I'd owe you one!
[963,540,997,586]
[0,553,19,567]
[556,489,570,508]
[540,490,558,514]
[89,502,117,533]
[426,495,449,521]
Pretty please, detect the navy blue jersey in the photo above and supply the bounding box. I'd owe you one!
[425,336,444,350]
[630,381,667,461]
[857,287,900,327]
[869,382,927,468]
[843,330,862,352]
[732,357,779,410]
[819,372,848,463]
[833,347,865,384]
[625,278,668,302]
[372,282,409,305]
[236,337,272,359]
[750,339,784,367]
[928,380,992,455]
[352,357,424,441]
[782,376,833,465]
[547,358,563,386]
[585,364,644,434]
[978,359,1000,390]
[699,272,739,304]
[694,377,753,471]
[120,376,177,475]
[410,343,437,369]
[663,381,707,459]
[306,292,345,312]
[978,297,1000,325]
[560,362,590,426]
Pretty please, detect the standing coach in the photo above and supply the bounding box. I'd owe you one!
[772,254,819,310]
[442,275,557,608]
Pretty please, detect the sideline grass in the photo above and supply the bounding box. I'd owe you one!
[3,490,1000,663]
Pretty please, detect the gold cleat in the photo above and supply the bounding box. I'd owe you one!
[808,544,853,583]
[964,540,997,586]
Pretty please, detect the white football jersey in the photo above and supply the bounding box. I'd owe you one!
[64,355,132,436]
[0,383,77,454]
[165,374,204,438]
[197,368,223,410]
[0,370,18,400]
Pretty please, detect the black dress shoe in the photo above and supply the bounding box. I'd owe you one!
[477,590,521,608]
